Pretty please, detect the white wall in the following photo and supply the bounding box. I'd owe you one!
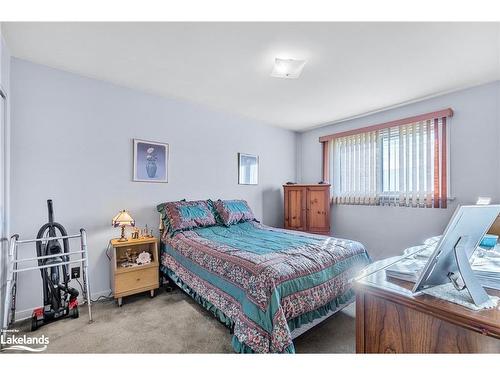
[0,25,11,328]
[10,58,297,315]
[299,81,500,260]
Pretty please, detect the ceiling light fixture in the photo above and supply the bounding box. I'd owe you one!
[270,58,306,79]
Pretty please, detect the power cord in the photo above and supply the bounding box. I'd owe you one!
[72,241,114,304]
[90,293,113,303]
[74,278,113,304]
[105,241,112,261]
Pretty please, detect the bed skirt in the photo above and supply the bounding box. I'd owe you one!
[161,265,356,354]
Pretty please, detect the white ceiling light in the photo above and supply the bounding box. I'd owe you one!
[270,58,306,79]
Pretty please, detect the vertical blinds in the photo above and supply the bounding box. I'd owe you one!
[321,109,452,208]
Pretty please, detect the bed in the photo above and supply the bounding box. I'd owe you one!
[158,200,370,353]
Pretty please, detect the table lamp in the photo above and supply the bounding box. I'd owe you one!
[112,210,135,241]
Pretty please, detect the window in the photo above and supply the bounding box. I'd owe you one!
[320,109,452,208]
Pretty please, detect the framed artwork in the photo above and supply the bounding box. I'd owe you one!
[238,153,258,185]
[133,139,168,183]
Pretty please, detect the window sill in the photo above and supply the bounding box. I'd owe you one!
[330,196,456,206]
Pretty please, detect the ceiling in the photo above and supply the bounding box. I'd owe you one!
[3,22,500,131]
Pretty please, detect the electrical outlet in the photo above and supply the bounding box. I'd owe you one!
[71,267,81,279]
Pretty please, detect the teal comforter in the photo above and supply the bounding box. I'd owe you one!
[161,221,370,353]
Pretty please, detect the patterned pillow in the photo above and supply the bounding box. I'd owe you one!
[157,200,216,235]
[213,199,255,226]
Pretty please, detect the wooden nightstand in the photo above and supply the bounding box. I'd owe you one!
[110,237,159,307]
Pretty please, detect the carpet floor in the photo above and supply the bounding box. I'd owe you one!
[11,288,356,353]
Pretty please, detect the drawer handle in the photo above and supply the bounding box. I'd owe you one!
[136,278,141,282]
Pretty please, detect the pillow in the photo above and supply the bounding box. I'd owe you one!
[157,200,217,235]
[213,199,255,226]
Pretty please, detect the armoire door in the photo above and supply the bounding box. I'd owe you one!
[284,186,306,231]
[306,186,330,234]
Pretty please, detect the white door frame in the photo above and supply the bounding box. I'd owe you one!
[0,87,7,329]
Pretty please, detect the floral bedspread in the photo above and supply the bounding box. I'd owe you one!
[161,221,370,353]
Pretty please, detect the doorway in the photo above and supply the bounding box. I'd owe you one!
[0,88,7,328]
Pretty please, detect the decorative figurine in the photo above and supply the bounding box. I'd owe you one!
[136,251,152,265]
[119,248,135,268]
[131,229,140,240]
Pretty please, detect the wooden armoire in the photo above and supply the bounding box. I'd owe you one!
[283,184,331,234]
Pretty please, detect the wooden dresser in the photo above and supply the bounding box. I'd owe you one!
[355,258,500,353]
[283,184,330,234]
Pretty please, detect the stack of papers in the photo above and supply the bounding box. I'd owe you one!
[471,252,500,290]
[385,258,426,283]
[386,245,500,291]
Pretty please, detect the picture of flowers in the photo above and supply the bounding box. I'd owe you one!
[133,139,168,183]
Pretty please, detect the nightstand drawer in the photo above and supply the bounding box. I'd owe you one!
[115,267,158,295]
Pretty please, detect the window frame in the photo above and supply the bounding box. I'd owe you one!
[320,108,453,208]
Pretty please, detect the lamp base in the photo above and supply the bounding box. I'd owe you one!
[117,225,128,242]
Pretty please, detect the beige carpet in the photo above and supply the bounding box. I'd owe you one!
[11,288,356,353]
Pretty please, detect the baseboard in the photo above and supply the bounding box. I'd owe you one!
[12,289,112,322]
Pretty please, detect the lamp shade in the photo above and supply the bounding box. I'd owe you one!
[112,210,135,227]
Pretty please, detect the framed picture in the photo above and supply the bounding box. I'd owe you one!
[238,153,258,185]
[133,139,168,183]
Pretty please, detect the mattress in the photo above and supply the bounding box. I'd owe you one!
[160,221,370,353]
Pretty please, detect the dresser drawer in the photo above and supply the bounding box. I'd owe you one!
[115,267,158,295]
